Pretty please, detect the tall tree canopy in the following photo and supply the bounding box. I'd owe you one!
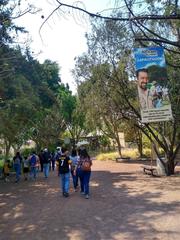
[72,1,180,175]
[0,0,76,155]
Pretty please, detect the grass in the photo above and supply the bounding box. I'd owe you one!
[96,151,118,161]
[96,148,139,161]
[95,148,152,161]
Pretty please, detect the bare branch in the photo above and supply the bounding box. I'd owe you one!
[50,1,180,21]
[11,8,41,20]
[135,37,180,47]
[124,0,180,49]
[39,4,62,40]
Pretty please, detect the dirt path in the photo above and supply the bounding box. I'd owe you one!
[0,160,180,240]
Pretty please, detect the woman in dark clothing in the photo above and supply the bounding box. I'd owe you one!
[13,152,23,183]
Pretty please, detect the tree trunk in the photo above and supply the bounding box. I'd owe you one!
[158,154,175,176]
[137,141,143,158]
[166,160,175,175]
[4,139,11,160]
[163,153,175,176]
[116,136,122,158]
[134,126,143,157]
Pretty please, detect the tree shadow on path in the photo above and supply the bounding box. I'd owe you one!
[0,169,180,240]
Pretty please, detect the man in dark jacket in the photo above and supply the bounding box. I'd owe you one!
[42,148,51,178]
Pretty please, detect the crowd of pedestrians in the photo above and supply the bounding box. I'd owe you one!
[2,146,93,199]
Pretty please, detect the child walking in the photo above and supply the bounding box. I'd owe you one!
[3,160,11,182]
[23,156,29,180]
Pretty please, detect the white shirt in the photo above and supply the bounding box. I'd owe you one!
[138,87,153,109]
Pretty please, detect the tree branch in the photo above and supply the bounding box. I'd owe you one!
[51,0,180,21]
[135,37,180,48]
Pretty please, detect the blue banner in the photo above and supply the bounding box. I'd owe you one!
[134,47,172,123]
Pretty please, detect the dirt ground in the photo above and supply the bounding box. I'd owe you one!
[0,159,180,240]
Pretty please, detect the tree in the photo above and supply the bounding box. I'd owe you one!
[0,69,39,157]
[75,62,126,157]
[31,106,66,151]
[40,1,180,50]
[73,7,180,175]
[0,1,74,157]
[58,85,86,144]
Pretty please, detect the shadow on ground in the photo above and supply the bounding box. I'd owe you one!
[0,162,180,240]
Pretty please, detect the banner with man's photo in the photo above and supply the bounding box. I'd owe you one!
[134,46,173,123]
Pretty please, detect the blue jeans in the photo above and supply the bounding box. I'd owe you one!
[14,163,21,181]
[81,171,91,195]
[51,160,55,171]
[60,172,70,194]
[77,168,83,192]
[71,170,78,189]
[30,166,37,179]
[43,163,49,178]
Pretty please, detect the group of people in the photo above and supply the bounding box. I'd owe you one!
[56,147,92,199]
[3,146,93,199]
[12,149,52,182]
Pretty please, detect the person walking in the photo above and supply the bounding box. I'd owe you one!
[38,150,44,172]
[13,152,23,183]
[69,148,79,191]
[77,148,92,199]
[3,159,11,182]
[29,151,39,180]
[42,148,51,178]
[50,151,55,171]
[23,156,29,180]
[53,147,62,172]
[57,147,71,197]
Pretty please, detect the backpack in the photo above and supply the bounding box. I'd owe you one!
[81,158,91,171]
[54,151,61,161]
[30,155,37,167]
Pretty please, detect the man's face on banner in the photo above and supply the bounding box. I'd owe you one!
[138,71,149,90]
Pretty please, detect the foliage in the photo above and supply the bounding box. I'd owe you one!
[20,147,35,157]
[0,159,4,169]
[58,86,87,144]
[73,2,180,175]
[0,0,26,45]
[96,149,139,161]
[99,135,111,148]
[0,1,77,156]
[74,18,137,157]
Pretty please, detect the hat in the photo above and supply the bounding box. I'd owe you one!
[56,146,61,150]
[44,148,48,152]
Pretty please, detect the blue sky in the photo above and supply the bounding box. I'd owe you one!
[134,47,166,70]
[15,0,116,93]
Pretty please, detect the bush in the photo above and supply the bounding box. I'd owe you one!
[96,151,118,161]
[96,148,140,161]
[0,159,4,169]
[122,149,139,159]
[21,148,35,157]
[143,148,151,157]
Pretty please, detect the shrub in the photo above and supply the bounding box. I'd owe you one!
[21,148,35,157]
[0,159,4,169]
